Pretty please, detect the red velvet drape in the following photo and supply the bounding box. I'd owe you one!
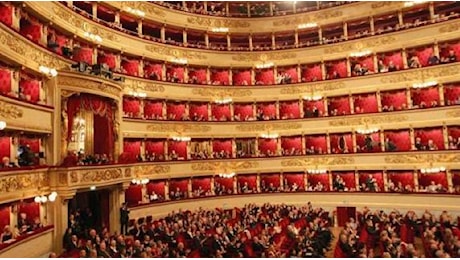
[94,115,113,156]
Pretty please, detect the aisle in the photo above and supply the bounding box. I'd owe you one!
[324,227,342,258]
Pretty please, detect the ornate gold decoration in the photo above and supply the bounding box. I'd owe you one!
[281,157,355,167]
[58,76,122,97]
[439,21,460,33]
[381,64,460,84]
[124,79,165,93]
[0,30,27,55]
[329,115,408,127]
[69,168,123,184]
[0,171,49,193]
[191,161,258,171]
[232,52,296,62]
[273,10,343,27]
[384,153,460,164]
[70,172,78,183]
[280,82,345,95]
[59,172,68,185]
[324,36,396,54]
[146,124,211,133]
[124,168,132,178]
[446,110,460,118]
[191,88,252,98]
[235,123,302,132]
[0,100,23,119]
[120,1,166,17]
[371,1,402,8]
[133,165,171,176]
[186,17,250,28]
[145,45,207,60]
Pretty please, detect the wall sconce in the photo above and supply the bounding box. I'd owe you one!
[171,136,191,142]
[349,50,372,58]
[298,23,317,29]
[170,57,188,65]
[404,0,427,7]
[260,133,279,139]
[211,27,229,33]
[303,95,323,101]
[356,126,379,134]
[214,98,232,104]
[131,178,149,185]
[39,66,58,77]
[34,191,57,203]
[128,90,147,98]
[255,62,274,69]
[218,172,235,178]
[307,169,327,174]
[420,166,446,174]
[83,31,103,43]
[412,81,438,89]
[125,7,145,17]
[0,121,6,130]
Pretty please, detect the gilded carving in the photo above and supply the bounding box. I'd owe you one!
[232,52,296,62]
[439,21,460,33]
[70,172,78,183]
[0,30,27,55]
[59,172,68,185]
[79,169,123,183]
[272,10,343,27]
[329,115,408,127]
[120,1,166,17]
[0,101,23,119]
[280,82,345,95]
[235,123,302,132]
[58,76,122,97]
[324,36,396,54]
[146,124,211,133]
[0,172,49,194]
[186,17,250,28]
[371,1,402,8]
[124,80,165,93]
[124,168,132,178]
[192,161,259,171]
[145,45,207,60]
[381,64,460,84]
[191,88,252,98]
[446,111,460,118]
[384,154,460,164]
[281,157,355,167]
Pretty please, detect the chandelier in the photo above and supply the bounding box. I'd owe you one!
[170,57,188,64]
[297,23,318,29]
[412,81,438,89]
[356,127,379,135]
[218,172,235,178]
[303,95,323,101]
[260,133,279,139]
[34,191,57,203]
[307,169,327,174]
[420,167,446,174]
[39,65,58,77]
[214,98,232,104]
[125,7,145,17]
[132,178,149,185]
[211,27,229,33]
[255,62,274,69]
[172,136,191,142]
[349,50,372,58]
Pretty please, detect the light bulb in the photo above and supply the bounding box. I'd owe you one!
[34,196,41,203]
[0,121,6,130]
[41,195,48,203]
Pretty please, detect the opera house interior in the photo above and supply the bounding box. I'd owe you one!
[0,0,459,258]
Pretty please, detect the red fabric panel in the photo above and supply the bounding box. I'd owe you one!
[355,55,375,72]
[280,101,300,119]
[418,172,448,188]
[145,140,164,156]
[0,206,10,231]
[333,172,356,189]
[255,69,274,85]
[93,115,113,156]
[414,127,445,150]
[381,50,403,70]
[408,45,433,67]
[356,132,381,153]
[388,171,414,188]
[0,68,11,95]
[97,53,117,69]
[305,135,327,154]
[0,137,11,160]
[237,175,257,190]
[73,47,93,64]
[125,184,142,206]
[233,70,251,86]
[257,102,276,119]
[261,173,281,187]
[123,98,141,117]
[144,63,163,80]
[18,202,40,222]
[169,179,189,193]
[258,138,277,155]
[211,69,229,85]
[191,177,211,192]
[284,173,305,190]
[20,20,42,43]
[0,3,13,27]
[214,177,234,192]
[234,104,253,119]
[212,139,232,155]
[448,127,460,149]
[281,136,302,154]
[328,96,351,116]
[308,174,330,191]
[19,137,39,153]
[303,100,325,117]
[121,59,139,76]
[123,140,141,156]
[166,66,185,82]
[411,87,440,108]
[358,171,384,191]
[301,63,322,82]
[19,78,40,103]
[188,68,207,84]
[146,181,166,198]
[330,134,353,154]
[211,104,231,121]
[354,93,378,114]
[166,102,186,120]
[278,66,298,83]
[381,89,408,111]
[452,171,460,186]
[326,60,347,78]
[144,100,163,119]
[168,141,187,159]
[444,83,460,105]
[52,33,68,55]
[384,130,411,151]
[189,103,208,120]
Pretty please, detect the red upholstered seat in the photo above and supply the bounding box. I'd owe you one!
[301,63,322,82]
[210,69,229,85]
[233,69,251,86]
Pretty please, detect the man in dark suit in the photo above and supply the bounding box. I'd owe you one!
[120,203,130,235]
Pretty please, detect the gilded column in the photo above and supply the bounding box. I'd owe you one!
[413,170,419,192]
[249,34,253,51]
[323,98,329,116]
[343,22,348,40]
[256,174,261,193]
[439,84,445,106]
[164,140,169,160]
[227,34,231,50]
[184,66,189,83]
[318,27,323,44]
[349,93,355,114]
[183,29,187,46]
[383,170,388,192]
[231,138,236,158]
[275,100,280,119]
[326,132,331,154]
[247,2,251,17]
[229,68,233,85]
[376,90,382,112]
[39,81,46,105]
[370,16,375,35]
[160,25,165,41]
[140,139,146,160]
[114,11,120,24]
[41,25,48,46]
[446,170,453,193]
[373,53,378,73]
[379,130,385,152]
[233,176,238,194]
[433,41,440,58]
[230,102,234,119]
[11,70,19,98]
[161,63,166,80]
[269,2,274,16]
[328,171,333,191]
[296,64,301,82]
[251,68,255,85]
[252,102,257,118]
[301,134,306,155]
[207,103,212,120]
[188,179,192,198]
[320,61,326,81]
[204,33,209,48]
[273,66,277,83]
[255,138,259,157]
[410,127,415,150]
[139,59,144,78]
[164,180,170,200]
[402,48,408,69]
[186,139,191,160]
[276,137,282,155]
[51,192,75,253]
[299,98,304,118]
[346,57,351,77]
[211,176,215,195]
[206,67,211,84]
[304,171,308,190]
[115,54,121,71]
[442,125,449,150]
[271,33,276,50]
[398,10,403,26]
[352,130,357,153]
[280,172,284,190]
[406,87,412,108]
[294,29,299,48]
[162,100,167,119]
[428,2,435,20]
[185,101,190,119]
[92,2,98,20]
[354,169,359,191]
[114,100,123,162]
[137,20,142,36]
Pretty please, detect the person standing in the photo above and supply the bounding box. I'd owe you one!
[120,203,130,235]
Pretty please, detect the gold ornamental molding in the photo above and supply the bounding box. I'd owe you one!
[439,21,460,33]
[132,165,171,176]
[58,75,122,97]
[384,154,460,164]
[124,79,165,93]
[324,36,396,54]
[280,82,345,95]
[0,171,49,194]
[191,161,259,172]
[272,9,343,27]
[232,52,297,62]
[191,88,252,98]
[446,111,460,118]
[68,168,123,184]
[371,1,403,9]
[186,17,250,28]
[235,122,302,132]
[329,115,409,127]
[145,45,207,60]
[146,124,212,133]
[0,100,24,119]
[380,64,460,84]
[281,157,355,167]
[119,1,166,17]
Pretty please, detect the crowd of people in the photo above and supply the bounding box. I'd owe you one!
[62,150,112,166]
[0,212,43,244]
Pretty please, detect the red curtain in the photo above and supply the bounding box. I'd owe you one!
[328,96,351,116]
[123,98,141,118]
[260,174,281,188]
[0,137,11,161]
[19,77,40,103]
[330,134,353,154]
[146,181,165,198]
[301,63,322,82]
[94,115,113,156]
[211,104,231,121]
[280,101,300,119]
[233,69,251,85]
[333,172,356,190]
[145,140,165,157]
[257,102,276,119]
[308,174,330,191]
[418,172,448,189]
[0,68,11,95]
[388,171,414,188]
[189,103,208,120]
[384,130,411,151]
[19,137,40,164]
[212,139,232,155]
[444,84,460,105]
[358,171,384,191]
[211,70,229,85]
[284,173,305,191]
[125,184,142,206]
[414,127,445,150]
[188,68,207,84]
[381,89,408,111]
[191,177,211,192]
[356,132,381,153]
[168,141,187,159]
[305,135,327,154]
[0,3,14,27]
[0,205,10,231]
[97,53,117,69]
[169,179,189,193]
[144,100,163,119]
[281,136,302,154]
[123,140,141,156]
[354,93,378,114]
[18,202,40,222]
[237,175,257,190]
